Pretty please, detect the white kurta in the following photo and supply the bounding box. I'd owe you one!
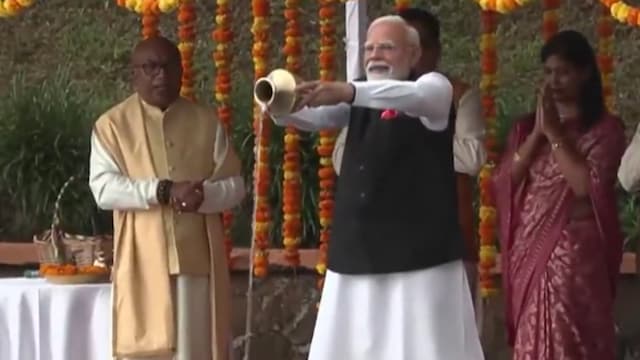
[271,73,484,360]
[311,262,483,360]
[618,120,640,192]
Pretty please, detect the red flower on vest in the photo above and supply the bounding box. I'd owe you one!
[380,109,399,120]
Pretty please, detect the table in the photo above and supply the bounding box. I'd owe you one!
[0,278,111,360]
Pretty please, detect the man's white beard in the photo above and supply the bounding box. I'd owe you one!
[365,64,410,81]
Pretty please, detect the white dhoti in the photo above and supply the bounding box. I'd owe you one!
[118,275,212,360]
[308,260,484,360]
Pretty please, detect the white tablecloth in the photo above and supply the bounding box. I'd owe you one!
[0,278,111,360]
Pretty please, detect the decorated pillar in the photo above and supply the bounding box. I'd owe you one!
[250,0,271,278]
[213,0,235,266]
[316,0,338,291]
[281,0,303,268]
[478,10,499,299]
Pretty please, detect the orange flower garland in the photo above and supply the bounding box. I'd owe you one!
[281,0,302,267]
[394,0,411,12]
[117,0,179,14]
[474,0,532,14]
[315,0,338,291]
[597,4,616,111]
[177,0,196,100]
[0,0,35,17]
[142,2,160,39]
[251,0,271,278]
[600,0,640,26]
[542,0,560,41]
[478,10,499,298]
[213,0,235,266]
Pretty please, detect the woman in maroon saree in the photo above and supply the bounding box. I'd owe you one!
[493,30,626,359]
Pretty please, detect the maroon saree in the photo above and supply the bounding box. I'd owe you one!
[492,113,626,360]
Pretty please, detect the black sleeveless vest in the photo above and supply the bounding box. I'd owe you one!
[328,78,464,274]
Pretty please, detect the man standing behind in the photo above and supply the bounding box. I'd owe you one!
[332,7,486,299]
[618,123,640,192]
[269,15,484,360]
[89,36,245,360]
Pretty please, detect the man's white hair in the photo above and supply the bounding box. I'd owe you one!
[368,15,420,48]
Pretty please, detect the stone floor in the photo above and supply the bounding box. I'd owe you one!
[2,265,639,359]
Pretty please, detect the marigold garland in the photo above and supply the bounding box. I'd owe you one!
[394,0,411,12]
[281,0,303,268]
[213,0,235,266]
[251,0,271,278]
[142,7,159,39]
[478,10,499,298]
[0,0,35,17]
[597,4,616,111]
[117,0,179,14]
[177,0,196,100]
[315,0,338,291]
[474,0,532,14]
[542,0,560,41]
[600,0,640,27]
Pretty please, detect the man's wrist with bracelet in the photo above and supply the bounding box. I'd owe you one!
[157,179,173,205]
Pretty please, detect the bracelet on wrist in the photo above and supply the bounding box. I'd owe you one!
[156,180,173,205]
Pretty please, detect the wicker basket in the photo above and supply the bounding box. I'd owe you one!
[33,176,113,268]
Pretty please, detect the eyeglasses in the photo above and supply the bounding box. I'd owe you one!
[363,43,398,54]
[134,61,179,77]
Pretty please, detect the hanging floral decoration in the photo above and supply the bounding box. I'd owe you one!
[315,0,338,291]
[478,10,499,299]
[177,0,196,100]
[597,4,616,111]
[394,0,411,12]
[281,0,302,267]
[117,0,179,14]
[600,0,640,26]
[141,2,160,39]
[213,0,235,265]
[0,0,35,17]
[542,0,560,41]
[251,0,271,278]
[474,0,532,14]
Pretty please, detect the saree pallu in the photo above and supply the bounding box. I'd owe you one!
[493,113,626,360]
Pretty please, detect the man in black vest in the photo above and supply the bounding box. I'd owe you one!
[333,7,486,308]
[267,15,484,360]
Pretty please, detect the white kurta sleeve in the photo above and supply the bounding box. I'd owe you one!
[271,103,351,132]
[453,88,487,175]
[618,122,640,192]
[351,72,453,131]
[197,176,246,214]
[89,132,159,210]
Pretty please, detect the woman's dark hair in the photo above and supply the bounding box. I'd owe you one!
[540,30,605,130]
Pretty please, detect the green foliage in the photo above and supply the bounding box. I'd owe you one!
[0,70,112,240]
[619,191,640,250]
